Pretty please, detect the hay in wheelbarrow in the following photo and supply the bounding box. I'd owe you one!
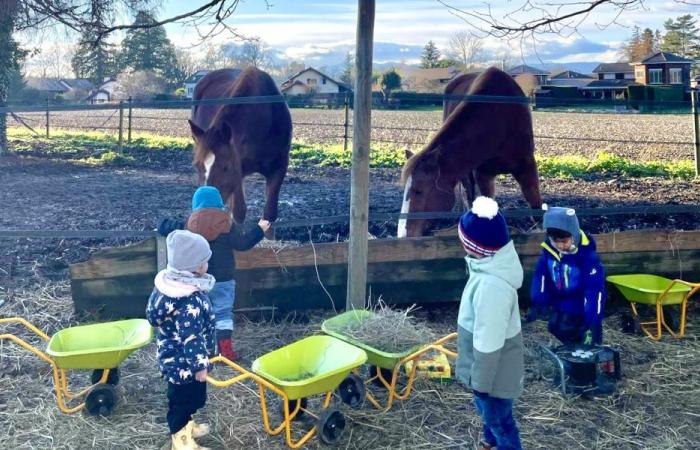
[322,300,436,354]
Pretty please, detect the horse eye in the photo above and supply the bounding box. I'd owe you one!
[413,189,423,196]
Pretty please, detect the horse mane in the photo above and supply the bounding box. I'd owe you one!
[400,67,523,186]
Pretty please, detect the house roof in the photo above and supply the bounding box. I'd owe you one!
[25,78,69,92]
[184,69,211,84]
[550,70,594,80]
[581,79,639,89]
[507,64,549,76]
[60,78,94,90]
[281,67,352,91]
[592,63,634,74]
[280,80,308,93]
[637,51,694,64]
[409,66,460,85]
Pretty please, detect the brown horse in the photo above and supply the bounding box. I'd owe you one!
[189,67,292,223]
[397,67,542,238]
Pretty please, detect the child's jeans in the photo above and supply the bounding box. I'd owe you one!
[473,390,522,450]
[167,380,207,434]
[208,280,236,331]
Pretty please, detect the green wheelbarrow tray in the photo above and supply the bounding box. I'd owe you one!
[607,274,692,306]
[321,310,421,370]
[251,335,367,400]
[46,319,153,370]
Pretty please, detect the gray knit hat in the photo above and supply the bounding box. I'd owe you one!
[166,230,212,272]
[543,205,581,245]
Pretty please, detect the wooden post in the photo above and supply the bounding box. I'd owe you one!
[346,0,375,310]
[127,96,133,143]
[156,235,167,271]
[692,89,700,177]
[343,92,350,152]
[117,100,124,153]
[45,97,50,138]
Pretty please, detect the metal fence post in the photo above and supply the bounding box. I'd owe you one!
[45,97,50,138]
[692,89,700,177]
[343,92,350,152]
[118,100,124,153]
[127,96,133,143]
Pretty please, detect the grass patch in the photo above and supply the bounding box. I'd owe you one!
[7,127,695,178]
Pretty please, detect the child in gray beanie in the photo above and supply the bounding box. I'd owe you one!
[146,229,215,449]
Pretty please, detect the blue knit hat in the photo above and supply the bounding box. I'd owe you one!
[458,197,509,257]
[192,186,224,211]
[542,205,581,245]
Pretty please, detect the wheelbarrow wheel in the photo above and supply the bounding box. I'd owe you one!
[337,374,365,409]
[369,365,394,388]
[317,407,346,445]
[279,397,307,420]
[85,384,117,416]
[620,312,641,335]
[91,368,120,386]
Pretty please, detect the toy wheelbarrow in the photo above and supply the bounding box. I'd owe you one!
[207,335,367,449]
[0,317,153,415]
[607,274,700,340]
[321,310,457,412]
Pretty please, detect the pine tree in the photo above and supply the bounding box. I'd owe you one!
[661,15,700,59]
[72,29,117,84]
[340,52,354,85]
[639,28,657,59]
[118,11,181,89]
[420,41,441,69]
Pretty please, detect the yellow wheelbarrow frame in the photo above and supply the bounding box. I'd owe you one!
[207,335,367,449]
[607,275,700,340]
[361,333,458,411]
[0,317,116,414]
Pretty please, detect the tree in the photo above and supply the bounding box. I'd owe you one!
[661,15,700,60]
[1,1,27,152]
[380,69,402,101]
[620,26,659,62]
[116,69,166,101]
[72,31,117,84]
[239,39,271,68]
[174,48,200,84]
[448,31,483,70]
[117,11,181,89]
[339,52,354,86]
[420,41,441,68]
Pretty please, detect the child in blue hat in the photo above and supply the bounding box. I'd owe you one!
[158,186,270,361]
[456,196,524,450]
[528,205,606,345]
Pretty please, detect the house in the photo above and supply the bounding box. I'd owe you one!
[632,52,693,90]
[402,66,460,92]
[25,77,96,100]
[86,78,129,103]
[183,70,211,99]
[280,67,352,95]
[580,63,637,99]
[507,65,549,86]
[547,70,594,88]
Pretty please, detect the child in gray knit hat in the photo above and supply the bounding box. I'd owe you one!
[146,230,216,449]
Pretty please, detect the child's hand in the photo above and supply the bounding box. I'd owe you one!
[195,369,208,382]
[258,219,272,232]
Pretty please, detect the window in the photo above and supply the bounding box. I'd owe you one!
[670,68,682,84]
[649,69,662,84]
[635,68,644,79]
[615,73,625,80]
[307,78,317,85]
[322,77,327,85]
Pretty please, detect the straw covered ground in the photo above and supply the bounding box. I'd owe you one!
[1,282,698,450]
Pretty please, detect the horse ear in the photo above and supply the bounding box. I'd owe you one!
[421,150,440,171]
[189,120,205,140]
[405,149,414,160]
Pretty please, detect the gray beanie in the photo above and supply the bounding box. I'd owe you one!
[166,230,212,272]
[543,205,581,245]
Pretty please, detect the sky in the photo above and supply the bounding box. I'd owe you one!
[19,0,700,76]
[158,0,698,65]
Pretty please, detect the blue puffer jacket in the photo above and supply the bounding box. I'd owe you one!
[530,231,606,331]
[146,271,215,384]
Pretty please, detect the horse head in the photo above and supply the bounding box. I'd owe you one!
[398,148,457,238]
[189,119,246,223]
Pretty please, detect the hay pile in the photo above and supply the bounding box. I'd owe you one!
[325,301,437,354]
[1,279,699,449]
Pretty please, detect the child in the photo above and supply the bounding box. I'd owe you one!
[455,196,524,450]
[159,186,270,361]
[146,229,215,450]
[528,205,606,345]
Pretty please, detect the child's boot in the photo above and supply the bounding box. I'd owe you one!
[171,422,195,450]
[189,420,210,438]
[217,337,239,361]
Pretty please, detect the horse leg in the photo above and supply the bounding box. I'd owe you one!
[228,182,247,224]
[512,155,542,209]
[475,170,496,198]
[458,170,477,209]
[263,165,287,222]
